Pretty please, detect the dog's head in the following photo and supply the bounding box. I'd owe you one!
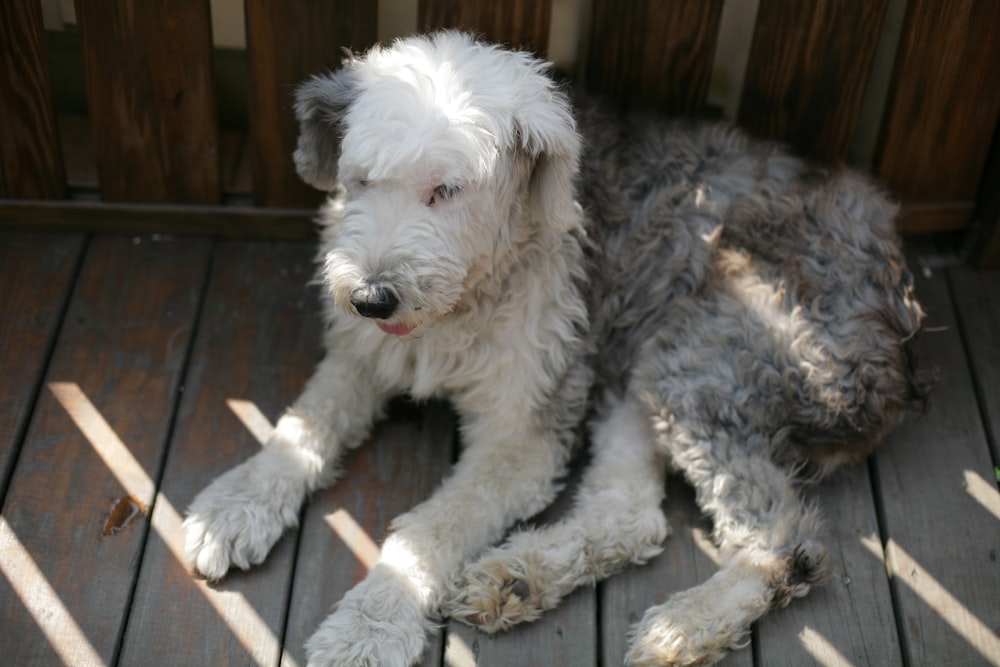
[294,31,582,336]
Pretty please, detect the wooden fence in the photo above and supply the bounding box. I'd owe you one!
[1,0,998,264]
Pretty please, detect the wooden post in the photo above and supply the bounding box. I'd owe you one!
[876,0,1000,234]
[75,0,221,204]
[418,0,553,53]
[245,0,376,209]
[738,0,890,162]
[585,0,724,115]
[0,1,67,199]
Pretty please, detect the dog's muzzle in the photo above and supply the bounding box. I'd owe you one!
[350,284,400,319]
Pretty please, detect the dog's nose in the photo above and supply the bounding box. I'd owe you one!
[350,284,400,319]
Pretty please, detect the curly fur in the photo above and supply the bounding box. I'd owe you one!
[182,32,926,666]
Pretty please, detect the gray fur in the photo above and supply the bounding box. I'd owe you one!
[186,33,928,667]
[294,68,358,191]
[576,103,926,470]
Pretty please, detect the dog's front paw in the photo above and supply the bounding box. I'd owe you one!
[305,566,432,667]
[446,550,553,633]
[183,450,306,580]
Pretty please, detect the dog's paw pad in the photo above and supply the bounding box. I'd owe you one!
[447,561,548,632]
[770,541,829,607]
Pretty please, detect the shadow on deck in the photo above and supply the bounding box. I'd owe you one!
[1,231,998,666]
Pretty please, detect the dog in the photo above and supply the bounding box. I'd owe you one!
[183,31,925,666]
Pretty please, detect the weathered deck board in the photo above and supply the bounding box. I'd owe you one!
[756,466,904,665]
[281,400,456,667]
[0,235,998,666]
[442,441,600,666]
[445,585,597,667]
[0,233,83,494]
[948,264,1000,464]
[600,475,753,667]
[119,241,321,666]
[0,235,210,666]
[872,252,1000,665]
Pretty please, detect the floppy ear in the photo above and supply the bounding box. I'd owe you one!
[514,82,583,234]
[293,68,357,191]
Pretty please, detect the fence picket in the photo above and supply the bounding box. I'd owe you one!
[0,2,66,199]
[245,0,376,209]
[417,0,553,53]
[585,0,724,114]
[738,0,890,161]
[75,0,220,204]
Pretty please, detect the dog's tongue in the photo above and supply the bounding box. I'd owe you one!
[377,321,415,336]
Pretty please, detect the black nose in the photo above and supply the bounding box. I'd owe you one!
[350,284,400,319]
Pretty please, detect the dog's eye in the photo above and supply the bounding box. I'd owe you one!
[358,179,369,188]
[427,184,461,207]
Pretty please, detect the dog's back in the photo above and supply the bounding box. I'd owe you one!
[575,102,927,475]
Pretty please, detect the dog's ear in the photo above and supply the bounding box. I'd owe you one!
[514,83,583,235]
[293,68,357,191]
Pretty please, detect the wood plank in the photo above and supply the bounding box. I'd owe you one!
[445,455,599,667]
[119,240,322,665]
[0,199,316,240]
[245,0,376,208]
[871,245,1000,665]
[446,586,597,666]
[58,114,98,191]
[585,0,724,114]
[738,0,890,161]
[220,130,253,196]
[0,1,67,198]
[0,233,83,497]
[897,202,975,235]
[74,0,221,204]
[0,195,967,241]
[600,475,753,667]
[756,467,903,665]
[0,235,211,666]
[418,0,553,53]
[971,124,1000,269]
[948,264,1000,478]
[281,400,455,667]
[876,0,1000,206]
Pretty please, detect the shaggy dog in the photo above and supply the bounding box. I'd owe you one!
[183,32,925,666]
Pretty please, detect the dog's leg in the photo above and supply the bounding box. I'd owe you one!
[445,395,669,631]
[183,353,386,580]
[626,424,826,667]
[304,406,571,667]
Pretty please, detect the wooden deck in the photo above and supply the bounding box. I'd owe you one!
[1,231,998,666]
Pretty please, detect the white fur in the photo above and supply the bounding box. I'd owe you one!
[448,397,671,630]
[183,31,923,667]
[185,32,589,666]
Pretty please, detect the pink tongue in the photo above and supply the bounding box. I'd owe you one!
[376,321,415,336]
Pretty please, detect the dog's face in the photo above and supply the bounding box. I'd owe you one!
[294,32,582,337]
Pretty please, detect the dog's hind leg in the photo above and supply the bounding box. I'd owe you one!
[446,394,670,632]
[183,351,389,580]
[625,417,826,667]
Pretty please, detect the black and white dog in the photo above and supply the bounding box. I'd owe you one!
[184,32,925,666]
